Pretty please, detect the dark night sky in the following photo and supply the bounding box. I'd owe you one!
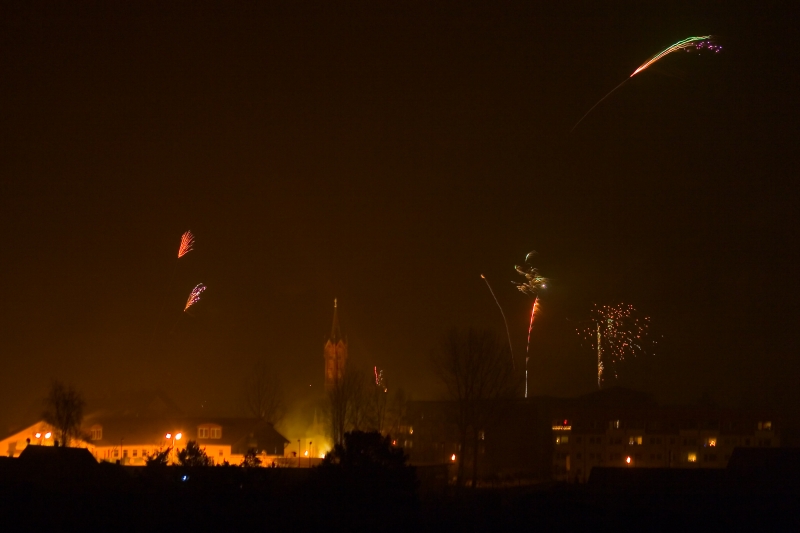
[1,1,798,431]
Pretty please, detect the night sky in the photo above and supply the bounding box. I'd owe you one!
[1,1,798,431]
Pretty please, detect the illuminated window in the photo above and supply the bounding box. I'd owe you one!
[198,427,209,439]
[628,436,643,446]
[759,421,772,430]
[478,430,485,440]
[613,420,620,429]
[706,438,717,447]
[687,453,697,463]
[211,428,222,439]
[556,435,569,445]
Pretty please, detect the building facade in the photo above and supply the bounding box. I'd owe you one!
[402,388,781,484]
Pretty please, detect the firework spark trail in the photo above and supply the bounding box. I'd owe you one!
[481,274,515,370]
[571,36,716,132]
[631,35,713,76]
[526,297,538,354]
[184,283,206,311]
[577,303,651,389]
[178,231,195,258]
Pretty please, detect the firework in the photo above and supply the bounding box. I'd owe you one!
[513,251,547,296]
[374,366,387,391]
[571,36,717,132]
[184,283,206,311]
[178,231,195,258]
[577,303,651,389]
[526,296,539,354]
[514,252,547,398]
[481,274,515,370]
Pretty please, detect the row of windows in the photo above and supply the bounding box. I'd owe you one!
[563,420,773,431]
[558,435,766,447]
[197,427,222,439]
[559,452,727,463]
[90,426,222,441]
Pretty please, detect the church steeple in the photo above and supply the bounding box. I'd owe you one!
[324,298,347,391]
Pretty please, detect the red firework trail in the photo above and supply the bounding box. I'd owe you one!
[178,231,195,258]
[526,297,538,354]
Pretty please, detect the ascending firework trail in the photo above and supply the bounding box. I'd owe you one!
[481,274,515,370]
[571,36,720,132]
[513,251,548,398]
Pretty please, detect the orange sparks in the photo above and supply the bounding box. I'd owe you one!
[178,231,195,258]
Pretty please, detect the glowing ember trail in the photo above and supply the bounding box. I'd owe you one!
[631,36,714,76]
[526,297,539,354]
[178,231,195,258]
[513,251,547,398]
[184,283,206,311]
[481,274,515,370]
[571,36,718,132]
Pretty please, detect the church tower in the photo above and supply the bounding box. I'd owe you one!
[324,298,348,391]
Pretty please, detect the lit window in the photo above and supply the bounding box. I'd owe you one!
[198,427,209,439]
[707,438,717,447]
[763,421,772,430]
[409,427,414,435]
[556,435,569,444]
[613,420,620,429]
[628,436,643,446]
[478,431,485,440]
[687,453,697,463]
[211,427,222,439]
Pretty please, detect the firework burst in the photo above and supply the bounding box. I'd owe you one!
[571,36,719,132]
[577,303,652,389]
[184,283,206,311]
[178,231,195,258]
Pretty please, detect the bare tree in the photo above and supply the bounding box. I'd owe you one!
[42,380,86,447]
[244,360,286,425]
[327,367,372,446]
[431,327,520,487]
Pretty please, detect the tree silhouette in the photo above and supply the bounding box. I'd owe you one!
[244,359,286,425]
[42,380,85,447]
[241,448,262,467]
[431,327,520,487]
[177,440,211,467]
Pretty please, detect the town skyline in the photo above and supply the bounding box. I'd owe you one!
[1,1,799,434]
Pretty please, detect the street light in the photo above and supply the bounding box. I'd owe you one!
[165,432,183,464]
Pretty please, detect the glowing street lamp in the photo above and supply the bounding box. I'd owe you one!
[165,431,183,464]
[451,454,457,462]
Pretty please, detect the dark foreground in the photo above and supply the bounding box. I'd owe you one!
[1,467,798,531]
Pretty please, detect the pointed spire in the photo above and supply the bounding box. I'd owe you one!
[330,298,341,343]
